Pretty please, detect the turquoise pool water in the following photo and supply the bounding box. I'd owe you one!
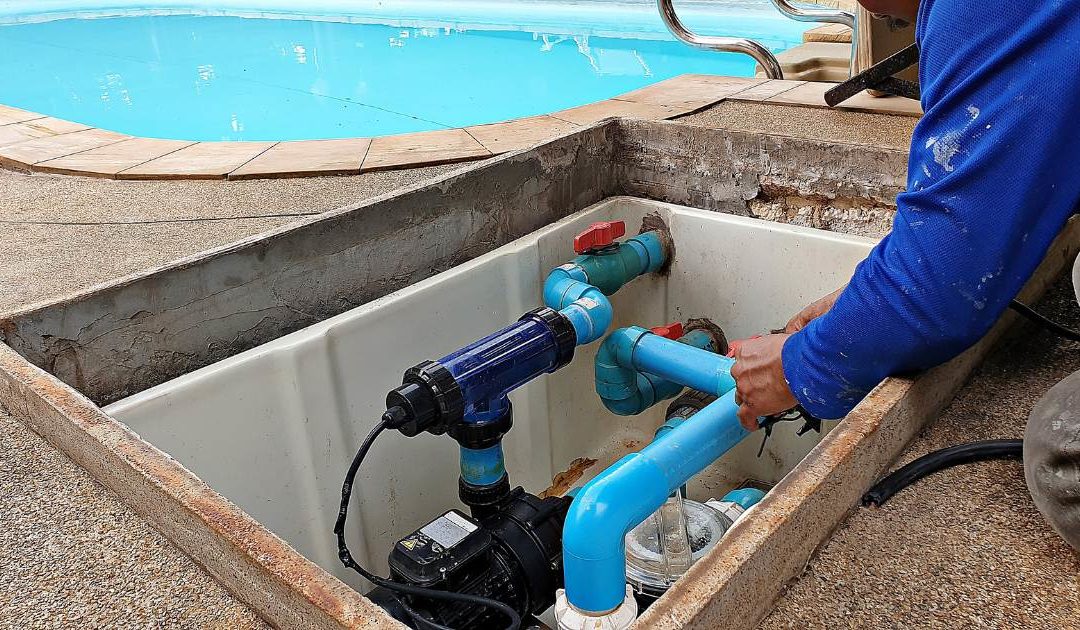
[0,1,807,141]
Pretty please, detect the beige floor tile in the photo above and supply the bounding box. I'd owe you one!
[464,116,580,154]
[34,137,196,178]
[840,91,923,117]
[803,24,853,44]
[730,79,808,102]
[118,142,276,180]
[228,138,371,180]
[0,105,46,126]
[0,118,89,148]
[765,81,832,107]
[613,75,764,106]
[361,129,490,172]
[765,81,922,117]
[0,129,130,169]
[550,99,681,125]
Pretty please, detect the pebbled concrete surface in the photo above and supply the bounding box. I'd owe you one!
[0,165,462,312]
[0,405,267,630]
[760,278,1080,630]
[0,165,459,628]
[680,100,917,151]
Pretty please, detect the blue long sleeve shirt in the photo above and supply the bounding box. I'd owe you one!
[782,0,1080,419]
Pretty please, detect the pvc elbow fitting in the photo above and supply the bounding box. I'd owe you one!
[562,391,751,613]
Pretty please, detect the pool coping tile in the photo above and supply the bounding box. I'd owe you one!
[729,79,809,102]
[0,128,131,171]
[0,117,90,149]
[0,76,922,179]
[34,137,198,178]
[765,81,922,116]
[549,99,682,126]
[0,105,47,126]
[612,74,765,108]
[118,141,278,180]
[464,115,581,155]
[227,138,372,180]
[360,128,491,172]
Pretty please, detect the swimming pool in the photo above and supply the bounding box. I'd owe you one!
[0,1,808,141]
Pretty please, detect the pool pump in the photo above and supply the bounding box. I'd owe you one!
[338,217,791,629]
[368,489,572,628]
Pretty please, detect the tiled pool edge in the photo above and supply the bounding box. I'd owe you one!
[0,75,921,181]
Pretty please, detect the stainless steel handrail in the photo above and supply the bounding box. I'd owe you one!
[768,0,857,76]
[657,0,784,79]
[767,0,854,29]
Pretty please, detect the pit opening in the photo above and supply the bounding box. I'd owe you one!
[103,196,873,611]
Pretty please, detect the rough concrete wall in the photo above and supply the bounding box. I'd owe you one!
[614,118,907,237]
[0,122,618,406]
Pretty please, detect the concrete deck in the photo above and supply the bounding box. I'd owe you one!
[0,164,461,627]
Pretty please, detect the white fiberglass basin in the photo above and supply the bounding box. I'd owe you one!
[105,197,875,590]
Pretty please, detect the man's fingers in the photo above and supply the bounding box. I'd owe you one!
[737,404,759,431]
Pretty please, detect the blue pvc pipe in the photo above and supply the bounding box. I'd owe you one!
[459,443,506,486]
[595,327,721,415]
[562,391,750,613]
[630,330,737,396]
[721,487,766,510]
[543,230,667,345]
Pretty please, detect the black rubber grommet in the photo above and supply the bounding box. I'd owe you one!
[522,306,576,370]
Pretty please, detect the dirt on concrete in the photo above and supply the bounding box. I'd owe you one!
[760,278,1080,630]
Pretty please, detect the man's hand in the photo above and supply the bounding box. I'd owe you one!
[784,285,845,333]
[730,334,797,431]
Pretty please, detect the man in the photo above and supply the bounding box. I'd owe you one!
[729,0,1080,550]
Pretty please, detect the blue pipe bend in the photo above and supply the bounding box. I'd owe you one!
[595,326,736,416]
[562,391,751,613]
[596,327,721,416]
[543,230,668,346]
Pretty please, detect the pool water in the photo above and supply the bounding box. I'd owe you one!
[0,2,807,141]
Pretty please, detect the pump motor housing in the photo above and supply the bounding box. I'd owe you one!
[370,489,571,629]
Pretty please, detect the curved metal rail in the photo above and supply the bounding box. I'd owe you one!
[768,0,857,76]
[657,0,784,79]
[767,0,854,29]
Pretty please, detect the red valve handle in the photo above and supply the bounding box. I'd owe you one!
[573,220,626,254]
[726,335,762,358]
[650,322,684,340]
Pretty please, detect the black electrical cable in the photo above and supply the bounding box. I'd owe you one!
[1009,299,1080,342]
[334,409,522,630]
[862,439,1023,507]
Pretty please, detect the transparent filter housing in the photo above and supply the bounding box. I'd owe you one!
[624,491,733,600]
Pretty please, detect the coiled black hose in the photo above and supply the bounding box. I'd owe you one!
[862,439,1024,507]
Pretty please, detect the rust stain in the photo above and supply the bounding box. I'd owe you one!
[540,457,598,498]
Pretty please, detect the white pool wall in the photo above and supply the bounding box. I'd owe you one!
[105,197,875,590]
